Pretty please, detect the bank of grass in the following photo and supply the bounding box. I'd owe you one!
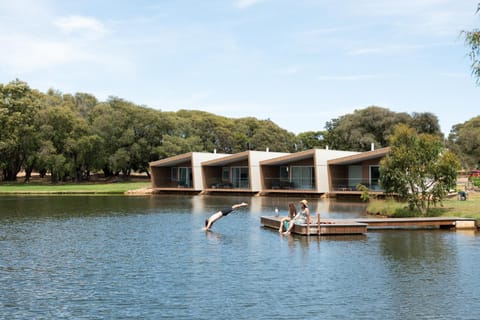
[0,181,151,194]
[367,191,480,221]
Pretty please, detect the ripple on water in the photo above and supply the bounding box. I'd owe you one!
[1,196,479,319]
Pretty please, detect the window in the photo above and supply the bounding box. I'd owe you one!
[222,167,230,181]
[280,166,289,180]
[171,167,192,187]
[291,166,314,190]
[370,166,380,190]
[171,167,178,181]
[231,167,249,188]
[348,165,362,189]
[178,167,192,187]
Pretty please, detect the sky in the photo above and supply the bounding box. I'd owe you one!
[1,0,479,135]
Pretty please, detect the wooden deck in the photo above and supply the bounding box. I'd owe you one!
[260,216,368,236]
[355,217,477,230]
[261,215,477,236]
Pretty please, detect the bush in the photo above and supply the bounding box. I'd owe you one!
[471,177,480,187]
[366,199,446,217]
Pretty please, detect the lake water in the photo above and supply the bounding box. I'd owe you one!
[1,195,479,319]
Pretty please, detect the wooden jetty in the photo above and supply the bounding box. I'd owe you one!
[261,215,477,236]
[260,215,368,236]
[355,217,477,230]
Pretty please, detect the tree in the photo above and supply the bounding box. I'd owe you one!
[463,3,480,84]
[297,131,327,150]
[447,116,480,170]
[0,80,42,181]
[380,124,459,216]
[323,106,410,151]
[89,99,132,176]
[156,135,203,158]
[36,99,93,182]
[322,106,443,151]
[249,119,298,152]
[409,112,442,136]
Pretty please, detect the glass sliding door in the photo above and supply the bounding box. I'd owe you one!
[369,165,380,190]
[348,165,362,189]
[178,167,192,187]
[291,166,314,190]
[232,167,249,188]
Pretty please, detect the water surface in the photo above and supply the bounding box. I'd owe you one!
[1,195,478,319]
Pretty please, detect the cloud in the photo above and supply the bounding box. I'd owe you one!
[53,15,108,39]
[0,34,86,72]
[279,65,303,75]
[347,42,456,56]
[439,72,469,79]
[236,0,265,9]
[0,31,131,75]
[347,0,477,36]
[0,8,118,75]
[317,74,394,81]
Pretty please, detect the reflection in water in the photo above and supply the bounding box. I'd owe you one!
[375,230,468,319]
[0,195,479,320]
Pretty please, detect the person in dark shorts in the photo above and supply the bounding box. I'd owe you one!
[203,202,248,230]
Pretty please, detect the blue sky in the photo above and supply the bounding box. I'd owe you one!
[1,0,479,135]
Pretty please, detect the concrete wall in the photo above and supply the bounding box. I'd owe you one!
[314,149,359,192]
[191,153,229,190]
[249,151,290,191]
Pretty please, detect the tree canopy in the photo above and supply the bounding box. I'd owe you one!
[0,79,471,183]
[0,79,299,182]
[322,106,442,151]
[380,124,459,215]
[447,116,480,170]
[463,3,480,84]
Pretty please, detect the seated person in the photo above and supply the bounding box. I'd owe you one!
[278,202,297,233]
[283,199,310,235]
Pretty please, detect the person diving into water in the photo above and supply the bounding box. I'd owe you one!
[203,202,248,231]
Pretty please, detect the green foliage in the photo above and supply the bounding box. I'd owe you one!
[356,183,370,202]
[447,116,480,170]
[367,199,446,218]
[297,131,327,149]
[409,112,442,136]
[0,79,300,182]
[471,177,480,187]
[0,79,465,186]
[323,106,442,151]
[0,79,42,181]
[463,4,480,85]
[380,124,460,216]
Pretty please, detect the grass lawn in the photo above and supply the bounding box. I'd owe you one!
[0,181,151,194]
[367,191,480,221]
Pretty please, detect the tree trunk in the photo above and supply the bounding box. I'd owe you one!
[75,167,82,182]
[24,167,33,183]
[103,166,113,178]
[4,168,18,181]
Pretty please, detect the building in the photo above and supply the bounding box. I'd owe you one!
[201,150,289,194]
[259,148,359,195]
[148,147,389,196]
[327,147,390,196]
[149,152,229,193]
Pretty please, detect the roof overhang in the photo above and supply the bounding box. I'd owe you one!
[327,147,390,165]
[260,149,315,166]
[149,152,194,167]
[202,151,250,166]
